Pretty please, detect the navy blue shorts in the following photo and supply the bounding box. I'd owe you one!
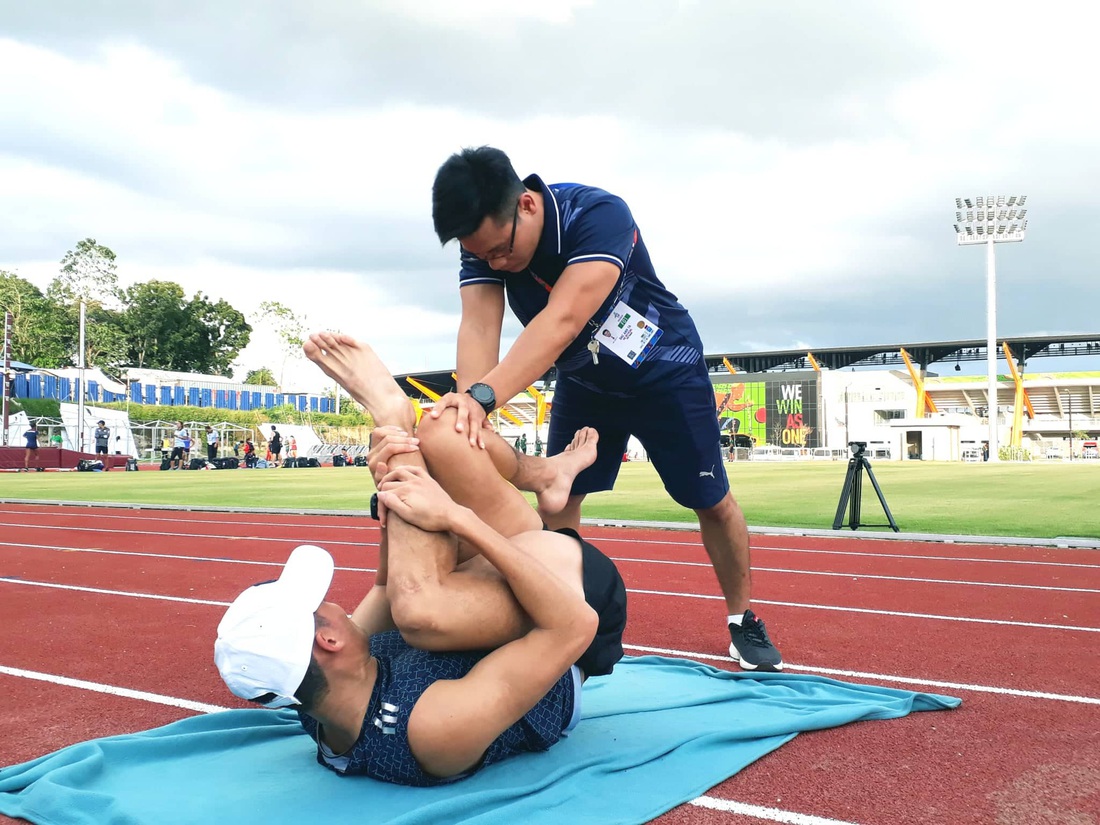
[547,364,729,510]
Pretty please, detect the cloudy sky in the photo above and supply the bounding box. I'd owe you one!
[2,0,1098,393]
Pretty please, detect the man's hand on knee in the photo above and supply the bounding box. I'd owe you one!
[428,392,494,449]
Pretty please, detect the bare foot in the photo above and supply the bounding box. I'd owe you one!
[303,333,414,430]
[536,428,599,515]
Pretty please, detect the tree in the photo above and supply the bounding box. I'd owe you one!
[40,239,130,371]
[121,281,188,369]
[256,300,307,388]
[185,294,251,375]
[80,303,129,370]
[120,282,251,374]
[0,270,70,367]
[48,238,120,308]
[244,367,277,386]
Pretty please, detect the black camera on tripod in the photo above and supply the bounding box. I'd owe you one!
[833,441,898,532]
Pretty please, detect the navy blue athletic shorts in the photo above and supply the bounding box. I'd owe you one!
[547,364,729,510]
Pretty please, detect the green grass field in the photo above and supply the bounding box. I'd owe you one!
[3,460,1098,539]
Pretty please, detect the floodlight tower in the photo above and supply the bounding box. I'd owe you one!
[954,195,1028,462]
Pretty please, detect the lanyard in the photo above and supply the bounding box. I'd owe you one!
[529,270,553,293]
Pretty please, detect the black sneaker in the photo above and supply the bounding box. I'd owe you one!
[728,610,783,671]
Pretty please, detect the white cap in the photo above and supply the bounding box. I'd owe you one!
[214,545,335,708]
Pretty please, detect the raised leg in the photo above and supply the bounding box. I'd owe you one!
[303,333,579,652]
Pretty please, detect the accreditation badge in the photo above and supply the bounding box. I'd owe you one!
[592,300,663,368]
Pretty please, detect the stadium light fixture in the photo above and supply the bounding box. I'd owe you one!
[954,194,1029,462]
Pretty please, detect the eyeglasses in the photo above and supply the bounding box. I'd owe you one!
[475,199,520,262]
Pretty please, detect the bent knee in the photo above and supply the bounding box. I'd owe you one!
[415,409,463,455]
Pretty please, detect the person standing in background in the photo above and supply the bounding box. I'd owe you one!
[269,426,283,468]
[22,423,41,472]
[171,422,188,470]
[206,425,220,463]
[94,421,110,456]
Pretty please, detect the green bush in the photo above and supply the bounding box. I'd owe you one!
[9,398,61,418]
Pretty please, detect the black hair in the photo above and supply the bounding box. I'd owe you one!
[432,146,525,244]
[295,656,329,712]
[294,613,332,711]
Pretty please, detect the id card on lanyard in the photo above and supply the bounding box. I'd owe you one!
[590,301,662,368]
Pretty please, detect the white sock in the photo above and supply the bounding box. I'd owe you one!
[727,613,745,627]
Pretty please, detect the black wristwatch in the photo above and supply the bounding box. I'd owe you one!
[370,493,380,521]
[465,382,497,414]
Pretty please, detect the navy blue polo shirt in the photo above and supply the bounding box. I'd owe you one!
[458,174,705,393]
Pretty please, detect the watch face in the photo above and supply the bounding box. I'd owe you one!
[469,383,494,409]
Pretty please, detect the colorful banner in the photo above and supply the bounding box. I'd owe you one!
[713,377,819,448]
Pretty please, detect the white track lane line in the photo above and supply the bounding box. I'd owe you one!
[629,588,1100,633]
[0,523,371,547]
[0,542,374,572]
[592,536,1100,569]
[0,664,228,713]
[623,644,1100,706]
[612,556,1100,594]
[0,511,375,531]
[4,541,1096,597]
[688,796,861,825]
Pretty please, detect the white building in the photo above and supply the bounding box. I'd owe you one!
[815,370,1100,461]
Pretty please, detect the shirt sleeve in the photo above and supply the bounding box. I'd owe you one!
[458,249,505,289]
[560,196,636,274]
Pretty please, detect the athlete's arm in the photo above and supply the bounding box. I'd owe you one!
[403,505,596,779]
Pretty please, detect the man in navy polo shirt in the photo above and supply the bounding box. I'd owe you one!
[430,146,782,671]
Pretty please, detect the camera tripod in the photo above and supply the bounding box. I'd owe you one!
[832,443,899,532]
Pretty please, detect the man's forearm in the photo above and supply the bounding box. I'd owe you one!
[456,321,500,392]
[477,309,581,407]
[375,520,389,585]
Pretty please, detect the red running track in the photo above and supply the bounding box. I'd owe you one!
[1,504,1098,825]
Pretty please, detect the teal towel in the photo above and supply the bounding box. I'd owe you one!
[0,656,960,825]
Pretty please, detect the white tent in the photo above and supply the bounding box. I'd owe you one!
[60,403,139,455]
[259,422,323,457]
[2,411,31,447]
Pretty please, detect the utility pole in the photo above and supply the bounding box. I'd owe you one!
[2,312,12,447]
[1068,391,1073,461]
